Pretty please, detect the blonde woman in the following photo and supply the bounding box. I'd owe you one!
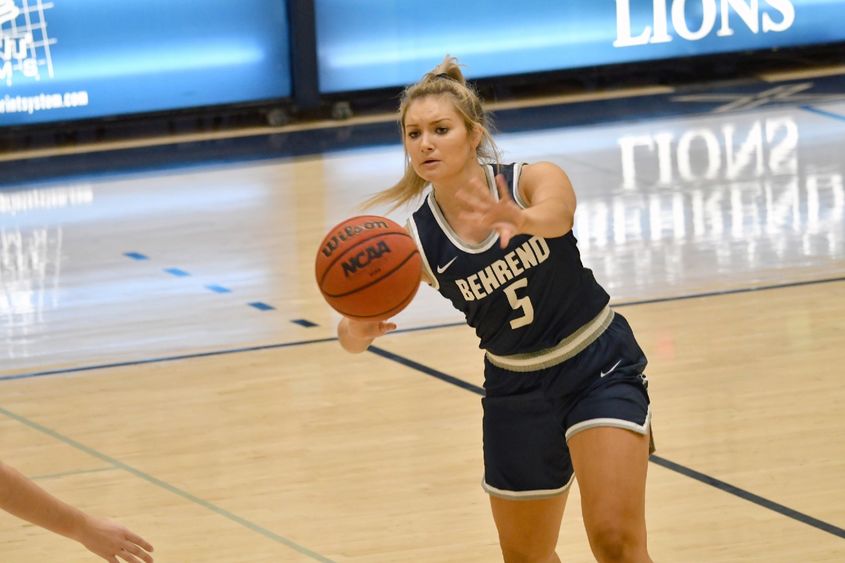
[337,57,654,563]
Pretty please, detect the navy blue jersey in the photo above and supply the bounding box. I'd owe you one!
[408,163,609,356]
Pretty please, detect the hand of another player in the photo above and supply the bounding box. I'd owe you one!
[455,173,526,248]
[76,515,154,563]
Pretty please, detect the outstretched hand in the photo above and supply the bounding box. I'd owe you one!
[455,173,526,248]
[77,515,154,563]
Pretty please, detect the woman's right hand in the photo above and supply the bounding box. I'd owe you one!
[337,317,396,353]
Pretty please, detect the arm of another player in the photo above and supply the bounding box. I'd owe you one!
[0,461,154,563]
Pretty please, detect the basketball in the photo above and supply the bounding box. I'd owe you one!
[315,215,422,321]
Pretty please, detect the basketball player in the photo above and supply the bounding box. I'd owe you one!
[337,56,653,563]
[0,460,154,562]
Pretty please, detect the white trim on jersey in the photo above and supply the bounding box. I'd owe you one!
[485,306,615,372]
[425,165,500,254]
[406,216,439,290]
[511,162,529,209]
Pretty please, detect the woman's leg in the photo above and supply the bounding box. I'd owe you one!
[489,492,568,563]
[568,427,652,563]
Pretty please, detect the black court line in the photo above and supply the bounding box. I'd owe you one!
[650,456,845,539]
[612,275,845,307]
[367,346,485,395]
[3,284,844,540]
[388,275,845,336]
[366,342,845,541]
[3,275,844,382]
[0,338,338,381]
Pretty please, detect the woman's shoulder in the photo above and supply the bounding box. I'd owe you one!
[520,161,568,177]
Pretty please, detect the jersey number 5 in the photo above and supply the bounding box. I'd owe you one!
[504,278,534,329]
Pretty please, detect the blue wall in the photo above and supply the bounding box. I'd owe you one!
[0,0,291,125]
[2,0,843,127]
[315,0,845,92]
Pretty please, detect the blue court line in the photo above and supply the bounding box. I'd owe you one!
[649,456,845,539]
[0,405,335,562]
[3,275,844,383]
[126,253,277,310]
[801,105,845,123]
[206,284,232,294]
[292,319,318,328]
[123,252,149,261]
[366,343,845,541]
[163,267,190,277]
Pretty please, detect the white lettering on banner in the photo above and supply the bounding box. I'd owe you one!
[614,0,796,47]
[0,1,58,86]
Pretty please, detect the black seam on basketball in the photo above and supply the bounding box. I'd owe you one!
[343,280,420,319]
[318,231,414,286]
[324,250,420,298]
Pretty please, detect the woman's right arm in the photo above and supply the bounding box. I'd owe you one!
[337,254,430,354]
[337,318,397,353]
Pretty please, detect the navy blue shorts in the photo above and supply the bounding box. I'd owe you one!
[481,312,652,499]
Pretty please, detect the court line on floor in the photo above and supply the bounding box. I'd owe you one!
[383,275,845,335]
[0,404,336,563]
[801,105,845,122]
[30,467,118,481]
[3,275,843,382]
[0,337,338,381]
[649,456,845,539]
[366,343,845,541]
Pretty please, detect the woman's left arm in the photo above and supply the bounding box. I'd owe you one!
[514,161,576,242]
[459,161,576,247]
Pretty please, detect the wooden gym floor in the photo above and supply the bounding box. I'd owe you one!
[1,70,844,561]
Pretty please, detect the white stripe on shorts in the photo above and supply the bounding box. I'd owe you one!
[482,472,576,500]
[565,405,652,442]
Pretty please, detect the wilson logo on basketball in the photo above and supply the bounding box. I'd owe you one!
[321,220,390,258]
[341,241,391,277]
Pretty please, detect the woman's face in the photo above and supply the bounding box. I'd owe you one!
[403,95,480,184]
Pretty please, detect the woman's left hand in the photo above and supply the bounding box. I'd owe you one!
[456,173,526,248]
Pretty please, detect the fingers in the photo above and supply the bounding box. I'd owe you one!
[377,321,397,335]
[117,552,144,563]
[117,539,153,563]
[453,184,490,211]
[124,531,154,554]
[346,318,396,339]
[493,223,515,248]
[495,174,513,202]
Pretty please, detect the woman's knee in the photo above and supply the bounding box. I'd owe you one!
[499,540,559,563]
[585,519,648,562]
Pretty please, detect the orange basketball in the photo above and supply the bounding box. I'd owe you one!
[315,215,422,321]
